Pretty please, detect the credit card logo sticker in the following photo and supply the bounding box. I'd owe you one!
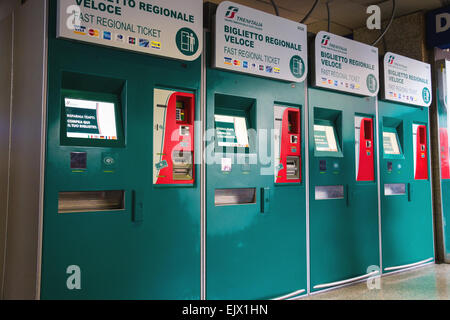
[139,38,149,47]
[88,29,99,37]
[116,34,124,42]
[151,41,161,49]
[103,31,111,40]
[73,25,86,35]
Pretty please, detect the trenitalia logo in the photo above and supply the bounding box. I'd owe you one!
[388,55,395,64]
[321,35,330,46]
[225,6,239,19]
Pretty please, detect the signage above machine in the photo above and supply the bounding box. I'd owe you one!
[214,1,308,82]
[382,52,432,107]
[57,0,203,61]
[313,31,379,97]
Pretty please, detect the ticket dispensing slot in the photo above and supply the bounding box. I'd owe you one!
[315,185,344,200]
[58,190,125,213]
[274,106,301,183]
[414,124,428,180]
[355,117,374,181]
[153,89,195,185]
[214,188,256,206]
[384,183,406,196]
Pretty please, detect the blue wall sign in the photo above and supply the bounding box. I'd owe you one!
[426,6,450,49]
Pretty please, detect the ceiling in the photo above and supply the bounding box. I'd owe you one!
[205,0,449,35]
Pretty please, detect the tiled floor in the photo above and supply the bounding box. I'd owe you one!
[300,263,450,300]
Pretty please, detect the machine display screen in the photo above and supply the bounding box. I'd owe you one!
[383,131,401,155]
[314,124,338,152]
[64,98,117,140]
[215,115,249,148]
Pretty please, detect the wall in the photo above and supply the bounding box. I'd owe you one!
[0,15,13,299]
[353,11,429,63]
[2,0,47,299]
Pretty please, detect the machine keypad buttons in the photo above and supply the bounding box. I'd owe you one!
[70,152,87,169]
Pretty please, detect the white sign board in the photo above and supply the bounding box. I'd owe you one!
[214,1,308,82]
[382,52,432,107]
[57,0,203,61]
[313,31,379,96]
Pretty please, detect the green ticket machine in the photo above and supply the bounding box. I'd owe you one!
[309,32,380,292]
[41,0,203,299]
[205,1,308,299]
[378,52,434,272]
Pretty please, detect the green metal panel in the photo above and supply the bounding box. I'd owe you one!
[205,34,307,299]
[378,100,434,271]
[308,87,380,291]
[41,0,201,299]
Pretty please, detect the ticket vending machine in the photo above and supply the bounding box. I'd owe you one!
[40,1,202,299]
[205,2,308,299]
[379,53,434,273]
[309,32,380,292]
[436,59,450,260]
